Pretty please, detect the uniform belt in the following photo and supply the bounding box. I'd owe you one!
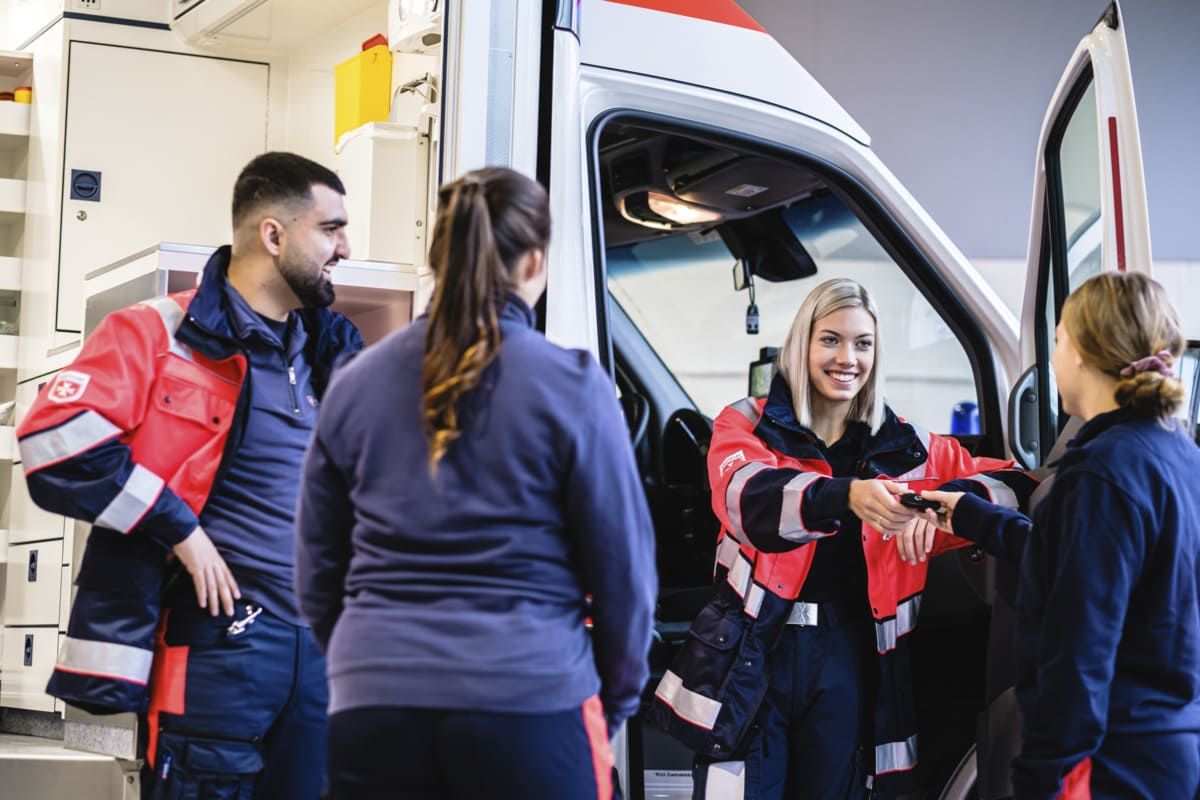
[786,597,864,628]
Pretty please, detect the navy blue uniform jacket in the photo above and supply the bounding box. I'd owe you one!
[295,297,657,730]
[953,408,1200,799]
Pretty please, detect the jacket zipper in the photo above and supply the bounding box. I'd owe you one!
[284,358,300,414]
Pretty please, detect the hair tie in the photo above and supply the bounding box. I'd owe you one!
[1120,350,1174,378]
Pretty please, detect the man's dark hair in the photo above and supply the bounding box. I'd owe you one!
[232,151,346,227]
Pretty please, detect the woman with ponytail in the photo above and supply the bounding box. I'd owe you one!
[909,272,1200,799]
[295,167,656,799]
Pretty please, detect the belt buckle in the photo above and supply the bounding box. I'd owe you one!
[788,602,819,627]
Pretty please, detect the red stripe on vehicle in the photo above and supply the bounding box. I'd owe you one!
[582,694,615,800]
[604,0,765,31]
[1108,116,1126,271]
[1058,757,1092,800]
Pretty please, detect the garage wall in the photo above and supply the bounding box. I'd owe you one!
[740,0,1200,310]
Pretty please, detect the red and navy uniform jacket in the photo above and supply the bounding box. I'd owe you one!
[15,245,362,715]
[654,386,1036,796]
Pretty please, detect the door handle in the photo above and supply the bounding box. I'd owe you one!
[1008,365,1040,470]
[24,634,34,667]
[27,548,38,582]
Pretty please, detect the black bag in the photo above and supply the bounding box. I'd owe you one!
[649,588,785,759]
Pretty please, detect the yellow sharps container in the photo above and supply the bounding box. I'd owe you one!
[334,35,392,147]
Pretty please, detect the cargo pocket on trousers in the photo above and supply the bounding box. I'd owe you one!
[151,731,263,800]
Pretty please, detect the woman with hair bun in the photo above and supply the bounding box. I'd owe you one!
[295,167,656,799]
[914,271,1200,800]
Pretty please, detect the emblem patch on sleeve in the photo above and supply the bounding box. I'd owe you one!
[47,370,91,404]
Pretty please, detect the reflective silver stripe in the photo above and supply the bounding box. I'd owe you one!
[893,424,933,482]
[715,535,741,571]
[728,397,761,425]
[725,461,767,540]
[786,602,820,627]
[875,734,918,774]
[703,760,746,798]
[744,583,765,618]
[726,551,753,600]
[778,472,825,543]
[655,669,721,731]
[967,474,1019,510]
[875,595,922,653]
[95,464,164,533]
[56,636,153,684]
[19,410,122,471]
[140,295,194,362]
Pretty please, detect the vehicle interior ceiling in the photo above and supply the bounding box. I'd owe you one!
[596,120,829,608]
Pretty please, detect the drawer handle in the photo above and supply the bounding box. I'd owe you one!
[27,549,38,582]
[24,634,34,667]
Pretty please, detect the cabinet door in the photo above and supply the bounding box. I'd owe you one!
[56,42,269,333]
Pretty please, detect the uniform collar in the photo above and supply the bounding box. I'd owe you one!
[1069,406,1161,449]
[755,373,918,464]
[222,278,308,357]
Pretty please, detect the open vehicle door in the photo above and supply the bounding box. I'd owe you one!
[1009,1,1151,471]
[968,6,1153,798]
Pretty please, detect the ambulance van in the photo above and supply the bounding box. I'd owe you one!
[0,1,1191,798]
[505,1,1189,798]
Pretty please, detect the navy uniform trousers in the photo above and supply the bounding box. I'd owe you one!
[693,600,876,800]
[142,601,328,799]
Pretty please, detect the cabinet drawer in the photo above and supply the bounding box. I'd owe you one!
[0,627,59,713]
[3,538,64,627]
[8,463,69,545]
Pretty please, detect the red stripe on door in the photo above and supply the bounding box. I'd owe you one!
[1108,116,1126,271]
[605,0,765,31]
[582,694,615,800]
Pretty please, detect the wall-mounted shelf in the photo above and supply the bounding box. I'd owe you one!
[0,178,26,220]
[0,103,30,152]
[0,426,14,461]
[0,258,19,291]
[0,335,16,369]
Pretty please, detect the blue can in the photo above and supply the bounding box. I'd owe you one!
[950,401,980,436]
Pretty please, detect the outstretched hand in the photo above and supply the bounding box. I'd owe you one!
[848,479,915,535]
[891,490,965,565]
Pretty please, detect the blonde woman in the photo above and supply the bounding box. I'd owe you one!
[913,272,1200,800]
[655,278,1032,799]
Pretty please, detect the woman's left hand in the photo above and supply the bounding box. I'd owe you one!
[895,512,940,564]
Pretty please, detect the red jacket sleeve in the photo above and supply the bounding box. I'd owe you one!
[16,305,200,548]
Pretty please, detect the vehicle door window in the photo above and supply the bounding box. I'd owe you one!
[1034,69,1103,456]
[601,126,982,438]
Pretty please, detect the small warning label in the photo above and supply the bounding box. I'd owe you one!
[725,183,768,198]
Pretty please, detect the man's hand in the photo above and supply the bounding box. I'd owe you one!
[848,479,915,535]
[172,527,241,617]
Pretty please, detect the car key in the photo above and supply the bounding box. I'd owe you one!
[899,492,942,512]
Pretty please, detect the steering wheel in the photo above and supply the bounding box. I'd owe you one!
[620,393,651,452]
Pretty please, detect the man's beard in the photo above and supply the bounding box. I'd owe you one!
[280,253,336,309]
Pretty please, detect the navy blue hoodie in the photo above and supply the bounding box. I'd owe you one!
[294,297,657,729]
[952,408,1200,799]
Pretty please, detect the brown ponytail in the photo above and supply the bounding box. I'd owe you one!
[421,168,550,471]
[1061,271,1185,419]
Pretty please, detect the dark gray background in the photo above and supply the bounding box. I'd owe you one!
[740,0,1199,261]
